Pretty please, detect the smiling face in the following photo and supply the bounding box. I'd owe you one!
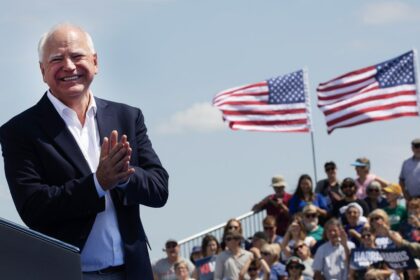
[300,178,312,194]
[39,26,98,107]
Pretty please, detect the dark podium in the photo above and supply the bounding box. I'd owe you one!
[0,217,82,280]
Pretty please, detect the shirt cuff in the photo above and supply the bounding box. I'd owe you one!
[116,177,131,189]
[93,173,106,197]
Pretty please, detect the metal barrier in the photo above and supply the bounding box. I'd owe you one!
[178,210,267,258]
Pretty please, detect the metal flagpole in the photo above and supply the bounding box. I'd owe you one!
[303,68,318,182]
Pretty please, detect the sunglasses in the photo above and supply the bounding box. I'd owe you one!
[413,144,420,149]
[367,188,380,193]
[305,213,317,219]
[228,225,239,230]
[225,237,240,242]
[325,167,335,172]
[264,226,274,230]
[288,264,301,270]
[294,244,306,251]
[341,184,354,189]
[370,216,382,222]
[166,243,177,249]
[248,267,258,272]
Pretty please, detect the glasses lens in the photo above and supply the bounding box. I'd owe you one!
[289,265,300,270]
[248,267,257,271]
[413,144,420,149]
[368,189,379,193]
[264,226,274,230]
[228,225,238,230]
[305,214,317,219]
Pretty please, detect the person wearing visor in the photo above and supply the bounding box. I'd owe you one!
[351,157,388,200]
[252,175,292,236]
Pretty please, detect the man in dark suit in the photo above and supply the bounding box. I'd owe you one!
[0,23,169,280]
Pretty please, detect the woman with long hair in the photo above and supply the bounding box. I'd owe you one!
[289,174,328,218]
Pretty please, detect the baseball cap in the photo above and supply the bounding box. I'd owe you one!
[383,183,402,196]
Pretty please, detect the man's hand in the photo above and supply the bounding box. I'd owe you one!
[96,130,135,190]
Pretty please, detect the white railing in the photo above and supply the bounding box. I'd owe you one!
[178,210,267,258]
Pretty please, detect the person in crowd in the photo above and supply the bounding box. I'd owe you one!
[153,240,195,280]
[238,258,267,280]
[239,247,271,280]
[174,260,195,280]
[248,231,269,251]
[281,215,316,261]
[363,181,388,212]
[313,218,355,280]
[383,183,407,231]
[293,241,314,279]
[315,161,342,209]
[377,224,420,280]
[193,235,220,280]
[262,215,283,244]
[331,178,370,223]
[220,218,243,250]
[214,231,253,280]
[399,138,420,200]
[285,256,306,280]
[0,23,170,280]
[260,243,287,280]
[400,198,420,242]
[189,246,202,265]
[363,268,400,280]
[351,157,388,200]
[340,202,367,246]
[301,205,324,242]
[289,174,328,218]
[368,209,402,249]
[252,175,292,236]
[348,227,378,280]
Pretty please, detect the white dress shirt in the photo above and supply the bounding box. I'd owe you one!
[47,91,124,271]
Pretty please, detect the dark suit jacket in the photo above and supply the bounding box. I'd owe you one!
[0,93,169,280]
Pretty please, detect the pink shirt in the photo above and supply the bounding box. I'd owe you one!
[355,173,376,199]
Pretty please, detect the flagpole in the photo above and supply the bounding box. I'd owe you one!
[303,68,318,182]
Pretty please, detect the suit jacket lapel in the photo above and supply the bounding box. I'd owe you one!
[36,94,92,177]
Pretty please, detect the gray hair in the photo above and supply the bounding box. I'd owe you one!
[37,23,95,62]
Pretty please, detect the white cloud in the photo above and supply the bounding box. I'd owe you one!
[362,1,420,25]
[156,102,226,134]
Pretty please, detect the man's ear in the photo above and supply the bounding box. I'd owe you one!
[93,53,99,74]
[39,62,47,83]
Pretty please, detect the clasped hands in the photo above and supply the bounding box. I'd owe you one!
[96,130,135,191]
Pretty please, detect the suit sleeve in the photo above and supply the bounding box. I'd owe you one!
[0,122,104,230]
[122,109,169,207]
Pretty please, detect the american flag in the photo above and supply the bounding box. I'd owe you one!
[213,70,311,132]
[317,50,419,133]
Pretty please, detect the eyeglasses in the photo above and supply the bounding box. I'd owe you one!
[228,225,239,230]
[248,267,258,272]
[261,251,271,256]
[225,237,240,242]
[341,184,354,189]
[264,226,274,230]
[294,244,306,251]
[367,188,380,193]
[370,216,382,222]
[288,264,301,270]
[166,243,177,249]
[413,143,420,149]
[305,213,317,219]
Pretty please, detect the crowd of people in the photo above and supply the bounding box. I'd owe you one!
[153,139,420,280]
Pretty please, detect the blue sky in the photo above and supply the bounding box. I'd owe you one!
[1,0,420,261]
